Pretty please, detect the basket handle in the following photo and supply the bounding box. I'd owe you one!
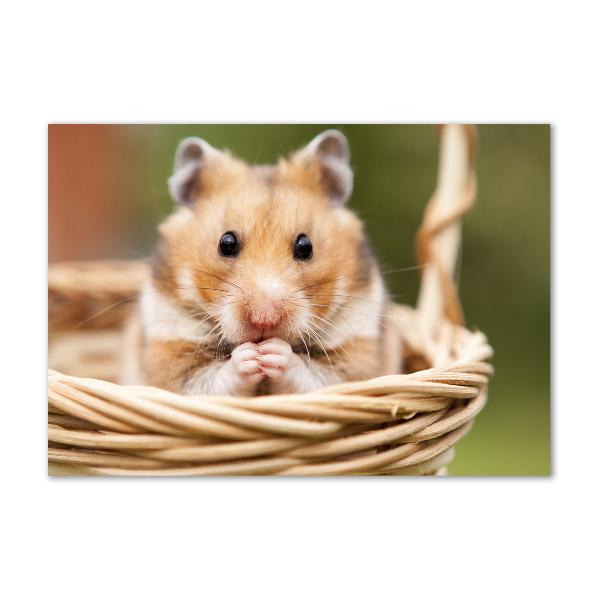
[415,124,478,337]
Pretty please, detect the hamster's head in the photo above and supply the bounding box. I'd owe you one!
[151,130,378,348]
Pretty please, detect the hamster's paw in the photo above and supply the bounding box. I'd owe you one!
[230,342,265,387]
[257,338,304,382]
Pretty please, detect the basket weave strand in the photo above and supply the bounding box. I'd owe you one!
[48,124,492,476]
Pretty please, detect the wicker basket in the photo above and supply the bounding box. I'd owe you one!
[48,124,493,476]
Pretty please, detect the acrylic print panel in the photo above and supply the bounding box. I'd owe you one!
[48,124,549,475]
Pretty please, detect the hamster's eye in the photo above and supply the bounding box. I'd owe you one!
[293,234,313,261]
[219,232,240,257]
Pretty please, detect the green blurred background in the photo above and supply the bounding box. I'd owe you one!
[48,124,550,475]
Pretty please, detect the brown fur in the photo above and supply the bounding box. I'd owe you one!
[140,337,231,393]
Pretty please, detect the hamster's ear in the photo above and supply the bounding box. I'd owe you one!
[167,137,223,206]
[298,130,353,206]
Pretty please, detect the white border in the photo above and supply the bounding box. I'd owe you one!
[3,2,597,598]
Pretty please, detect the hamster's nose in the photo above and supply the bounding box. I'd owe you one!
[250,301,282,329]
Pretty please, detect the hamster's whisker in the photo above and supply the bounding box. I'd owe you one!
[292,264,431,296]
[293,277,347,294]
[310,314,371,379]
[201,329,225,362]
[184,310,227,368]
[221,323,236,355]
[186,299,236,322]
[174,296,231,327]
[297,328,311,379]
[199,318,222,344]
[298,318,335,377]
[286,299,362,342]
[73,287,227,330]
[187,322,223,382]
[187,298,235,316]
[190,307,223,341]
[282,304,299,347]
[169,320,211,382]
[302,301,357,336]
[214,323,233,359]
[304,300,394,320]
[378,264,434,276]
[307,320,360,380]
[188,287,230,294]
[306,300,405,341]
[286,298,347,333]
[304,293,441,341]
[191,268,247,297]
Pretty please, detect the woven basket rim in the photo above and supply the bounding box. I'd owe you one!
[49,272,493,475]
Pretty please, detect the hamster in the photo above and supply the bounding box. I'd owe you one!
[128,130,401,396]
